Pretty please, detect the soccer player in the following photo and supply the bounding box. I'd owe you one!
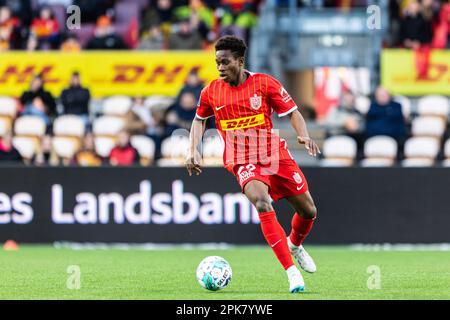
[186,36,319,293]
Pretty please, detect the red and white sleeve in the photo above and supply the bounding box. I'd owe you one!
[266,75,298,117]
[195,86,214,120]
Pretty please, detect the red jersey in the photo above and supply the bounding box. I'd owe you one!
[196,71,298,169]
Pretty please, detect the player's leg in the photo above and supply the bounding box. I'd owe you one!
[243,180,305,292]
[286,191,317,273]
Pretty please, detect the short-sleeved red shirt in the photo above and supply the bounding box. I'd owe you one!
[196,71,298,169]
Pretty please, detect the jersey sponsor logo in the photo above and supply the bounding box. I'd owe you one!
[250,94,262,110]
[220,114,265,131]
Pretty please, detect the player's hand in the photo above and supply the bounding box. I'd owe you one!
[185,151,203,176]
[297,136,321,157]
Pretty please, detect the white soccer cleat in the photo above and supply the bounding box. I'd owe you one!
[286,266,305,293]
[287,237,317,273]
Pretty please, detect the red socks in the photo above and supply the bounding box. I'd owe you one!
[259,211,294,270]
[289,213,316,246]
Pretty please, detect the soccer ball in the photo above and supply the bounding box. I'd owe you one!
[196,256,232,291]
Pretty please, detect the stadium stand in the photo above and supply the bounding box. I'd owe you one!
[51,135,80,161]
[14,115,47,137]
[321,135,358,167]
[157,135,190,167]
[360,136,398,167]
[0,117,10,137]
[402,136,440,167]
[12,135,39,162]
[130,134,156,165]
[393,95,412,122]
[202,130,224,166]
[416,95,449,118]
[442,139,450,167]
[102,95,133,117]
[411,116,446,139]
[0,0,449,168]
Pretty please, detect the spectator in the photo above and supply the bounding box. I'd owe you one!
[0,0,32,27]
[85,15,127,50]
[26,33,38,51]
[145,102,168,160]
[60,34,81,52]
[124,96,155,135]
[166,91,197,134]
[109,130,140,166]
[421,0,441,23]
[168,17,203,50]
[325,92,365,157]
[325,92,365,137]
[399,1,433,49]
[20,74,56,117]
[175,69,204,104]
[217,1,257,41]
[174,0,215,42]
[148,105,166,138]
[0,6,19,51]
[72,133,102,166]
[366,86,406,144]
[137,23,165,50]
[141,0,175,41]
[0,131,22,163]
[60,71,91,124]
[33,134,60,166]
[20,96,50,125]
[30,7,60,49]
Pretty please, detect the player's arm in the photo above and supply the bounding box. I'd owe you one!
[265,75,321,157]
[186,118,206,176]
[186,86,213,176]
[288,109,321,157]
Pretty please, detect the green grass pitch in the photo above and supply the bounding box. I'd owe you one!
[0,245,449,300]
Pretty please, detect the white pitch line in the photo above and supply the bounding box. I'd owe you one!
[350,243,450,251]
[53,241,236,251]
[52,242,450,251]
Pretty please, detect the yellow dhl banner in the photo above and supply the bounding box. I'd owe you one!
[0,51,218,98]
[381,49,450,96]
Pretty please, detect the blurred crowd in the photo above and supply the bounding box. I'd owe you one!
[1,0,449,167]
[388,0,450,79]
[0,0,261,51]
[389,0,450,49]
[3,70,448,167]
[323,87,408,160]
[0,68,214,166]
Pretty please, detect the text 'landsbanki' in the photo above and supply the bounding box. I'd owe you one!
[0,181,260,225]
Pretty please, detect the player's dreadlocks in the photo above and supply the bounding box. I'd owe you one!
[215,36,247,59]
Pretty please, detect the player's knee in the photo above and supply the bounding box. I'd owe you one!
[297,202,317,220]
[305,204,317,220]
[254,198,273,213]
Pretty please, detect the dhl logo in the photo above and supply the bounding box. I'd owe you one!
[220,114,265,131]
[0,51,218,97]
[0,65,204,84]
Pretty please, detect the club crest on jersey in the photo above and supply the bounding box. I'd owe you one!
[293,172,303,184]
[250,94,262,110]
